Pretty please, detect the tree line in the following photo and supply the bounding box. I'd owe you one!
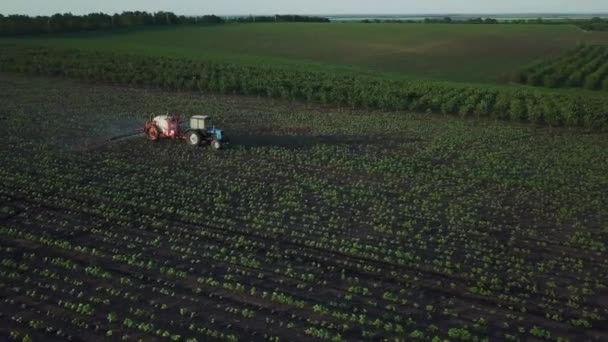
[359,16,608,31]
[0,12,223,36]
[228,15,330,23]
[0,12,330,36]
[362,17,498,24]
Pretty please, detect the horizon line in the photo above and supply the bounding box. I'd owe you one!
[2,11,608,17]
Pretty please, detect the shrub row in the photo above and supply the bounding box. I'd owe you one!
[516,44,608,91]
[1,44,607,130]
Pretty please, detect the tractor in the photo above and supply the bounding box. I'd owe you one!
[144,114,228,149]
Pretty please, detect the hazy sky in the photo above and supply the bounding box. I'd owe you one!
[1,0,607,16]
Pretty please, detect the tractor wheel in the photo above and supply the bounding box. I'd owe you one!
[211,139,221,150]
[186,131,201,146]
[146,126,159,141]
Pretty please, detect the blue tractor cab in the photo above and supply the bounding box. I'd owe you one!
[186,115,229,149]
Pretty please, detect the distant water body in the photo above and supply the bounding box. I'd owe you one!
[326,13,608,22]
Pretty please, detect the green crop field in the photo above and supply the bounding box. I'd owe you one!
[4,23,608,83]
[517,44,608,90]
[1,19,608,341]
[0,73,607,341]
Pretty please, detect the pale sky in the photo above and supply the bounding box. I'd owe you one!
[1,0,607,16]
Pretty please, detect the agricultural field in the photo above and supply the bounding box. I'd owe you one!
[0,73,607,341]
[517,44,608,90]
[2,44,608,130]
[3,23,608,83]
[3,23,608,133]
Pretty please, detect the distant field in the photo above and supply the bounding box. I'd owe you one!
[4,23,608,83]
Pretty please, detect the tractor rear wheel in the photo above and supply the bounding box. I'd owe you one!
[187,131,201,146]
[146,126,159,141]
[211,139,221,150]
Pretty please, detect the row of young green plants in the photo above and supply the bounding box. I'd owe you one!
[0,147,585,341]
[516,44,608,91]
[2,75,607,340]
[0,187,486,342]
[0,172,475,341]
[0,44,607,130]
[1,134,604,341]
[0,242,245,342]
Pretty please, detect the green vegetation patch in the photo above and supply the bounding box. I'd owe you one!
[0,74,607,341]
[1,44,607,130]
[3,23,608,83]
[517,44,608,90]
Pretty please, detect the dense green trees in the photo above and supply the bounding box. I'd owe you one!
[1,45,606,129]
[0,12,224,36]
[229,15,330,23]
[0,12,329,36]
